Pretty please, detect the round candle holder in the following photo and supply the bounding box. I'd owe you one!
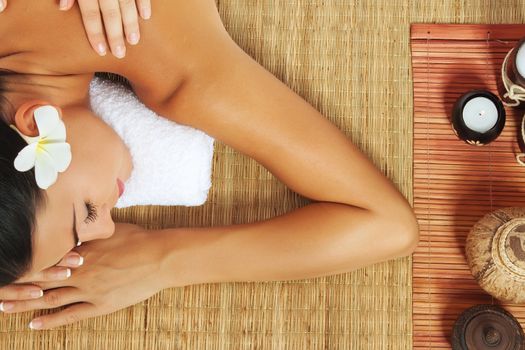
[502,37,525,106]
[451,90,505,146]
[451,304,524,350]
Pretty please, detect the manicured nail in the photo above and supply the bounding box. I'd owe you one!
[59,0,68,10]
[0,301,14,311]
[0,1,5,12]
[30,289,44,299]
[142,7,151,20]
[96,43,107,56]
[114,45,125,59]
[66,254,83,266]
[129,32,139,45]
[56,268,71,279]
[29,319,43,330]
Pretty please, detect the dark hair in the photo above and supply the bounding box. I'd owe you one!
[0,69,47,287]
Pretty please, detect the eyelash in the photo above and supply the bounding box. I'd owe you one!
[84,201,98,224]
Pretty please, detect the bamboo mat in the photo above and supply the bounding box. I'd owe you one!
[5,1,525,350]
[411,24,525,349]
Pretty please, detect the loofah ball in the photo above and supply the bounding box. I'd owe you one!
[466,207,525,303]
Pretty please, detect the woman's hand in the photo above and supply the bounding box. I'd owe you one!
[0,251,84,305]
[0,0,152,59]
[0,223,170,330]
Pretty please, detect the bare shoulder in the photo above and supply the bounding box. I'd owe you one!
[120,0,232,105]
[0,1,227,96]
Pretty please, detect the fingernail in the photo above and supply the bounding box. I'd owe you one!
[129,32,139,45]
[0,302,14,311]
[115,45,125,59]
[30,289,43,299]
[142,7,151,20]
[66,254,82,266]
[0,1,5,12]
[29,319,43,330]
[59,0,68,10]
[56,268,71,279]
[97,43,107,56]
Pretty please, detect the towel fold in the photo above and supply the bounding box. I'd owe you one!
[89,76,215,208]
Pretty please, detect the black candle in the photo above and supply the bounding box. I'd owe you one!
[451,90,505,146]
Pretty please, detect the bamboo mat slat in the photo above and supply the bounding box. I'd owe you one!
[411,23,525,349]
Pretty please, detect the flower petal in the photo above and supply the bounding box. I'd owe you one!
[13,143,38,172]
[34,106,61,139]
[34,150,58,189]
[43,120,66,142]
[42,142,72,172]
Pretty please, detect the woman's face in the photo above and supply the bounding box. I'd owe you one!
[13,102,133,274]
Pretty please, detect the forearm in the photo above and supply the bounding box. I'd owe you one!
[155,202,416,288]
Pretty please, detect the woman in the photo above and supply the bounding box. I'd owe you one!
[0,0,419,330]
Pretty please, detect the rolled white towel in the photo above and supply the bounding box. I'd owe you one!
[89,76,215,208]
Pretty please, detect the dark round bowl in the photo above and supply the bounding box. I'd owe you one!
[451,90,506,146]
[451,304,524,350]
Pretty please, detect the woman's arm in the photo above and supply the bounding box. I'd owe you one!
[137,30,420,285]
[157,203,417,288]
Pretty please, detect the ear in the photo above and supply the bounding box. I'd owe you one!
[13,100,62,137]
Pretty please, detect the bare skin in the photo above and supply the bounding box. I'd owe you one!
[0,0,419,329]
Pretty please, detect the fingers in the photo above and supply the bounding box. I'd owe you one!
[28,302,97,330]
[136,0,151,20]
[15,266,72,284]
[55,252,84,268]
[76,0,108,56]
[99,0,126,58]
[1,288,96,331]
[0,287,80,314]
[59,0,75,11]
[0,284,43,301]
[0,252,82,301]
[63,0,149,58]
[117,0,140,46]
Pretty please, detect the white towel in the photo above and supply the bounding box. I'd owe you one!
[88,76,215,208]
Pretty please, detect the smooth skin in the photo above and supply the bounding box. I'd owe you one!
[0,0,419,329]
[0,0,152,58]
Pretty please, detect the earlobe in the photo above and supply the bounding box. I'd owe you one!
[13,100,59,137]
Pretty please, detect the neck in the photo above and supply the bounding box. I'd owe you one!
[3,73,95,121]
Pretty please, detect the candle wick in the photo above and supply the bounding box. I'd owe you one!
[479,110,485,117]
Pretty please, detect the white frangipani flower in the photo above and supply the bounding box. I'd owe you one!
[9,105,72,190]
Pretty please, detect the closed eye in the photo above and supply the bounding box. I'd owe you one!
[84,201,98,224]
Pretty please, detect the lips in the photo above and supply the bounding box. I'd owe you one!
[117,178,125,197]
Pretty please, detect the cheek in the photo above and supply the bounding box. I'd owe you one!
[32,232,72,272]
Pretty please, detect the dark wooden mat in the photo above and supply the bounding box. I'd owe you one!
[411,24,525,349]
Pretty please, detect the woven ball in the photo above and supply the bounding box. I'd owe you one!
[466,207,525,303]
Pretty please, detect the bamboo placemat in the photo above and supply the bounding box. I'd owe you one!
[411,24,525,349]
[2,1,415,349]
